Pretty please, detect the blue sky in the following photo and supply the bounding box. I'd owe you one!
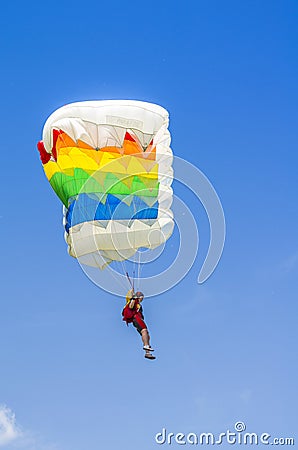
[0,0,297,449]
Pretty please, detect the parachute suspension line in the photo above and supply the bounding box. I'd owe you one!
[103,197,128,292]
[116,172,131,282]
[100,254,128,291]
[126,271,134,292]
[94,189,127,291]
[104,183,129,288]
[129,183,136,293]
[99,135,130,289]
[137,249,142,291]
[132,248,138,293]
[132,182,139,292]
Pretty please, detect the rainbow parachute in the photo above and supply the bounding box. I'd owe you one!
[37,100,174,268]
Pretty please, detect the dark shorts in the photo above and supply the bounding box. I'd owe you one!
[132,312,147,334]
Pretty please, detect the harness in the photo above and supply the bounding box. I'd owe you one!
[122,295,142,325]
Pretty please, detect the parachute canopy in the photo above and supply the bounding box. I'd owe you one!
[37,100,174,268]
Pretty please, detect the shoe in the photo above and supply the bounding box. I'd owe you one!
[145,352,156,360]
[143,345,154,352]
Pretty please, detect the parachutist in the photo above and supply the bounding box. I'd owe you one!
[122,290,156,360]
[37,101,173,360]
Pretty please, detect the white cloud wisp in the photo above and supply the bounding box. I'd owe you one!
[0,405,21,447]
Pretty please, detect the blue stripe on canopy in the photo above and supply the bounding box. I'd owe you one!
[65,193,158,232]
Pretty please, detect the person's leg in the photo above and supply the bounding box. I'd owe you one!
[141,328,150,348]
[133,315,155,354]
[142,329,155,359]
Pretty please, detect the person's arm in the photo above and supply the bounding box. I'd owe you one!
[129,299,135,309]
[126,289,134,303]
